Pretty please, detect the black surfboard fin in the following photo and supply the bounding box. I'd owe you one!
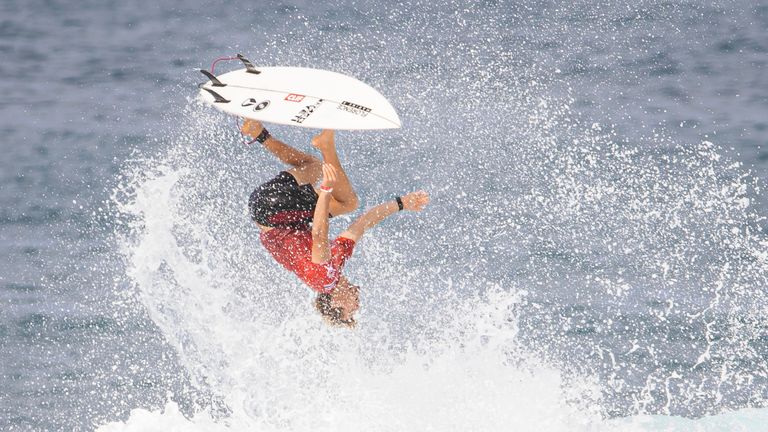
[201,87,230,103]
[199,70,226,87]
[237,54,261,74]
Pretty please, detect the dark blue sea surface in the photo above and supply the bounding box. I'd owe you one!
[1,0,767,430]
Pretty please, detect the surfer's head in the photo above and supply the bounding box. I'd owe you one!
[315,277,359,328]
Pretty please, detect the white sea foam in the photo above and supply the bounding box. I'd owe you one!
[108,152,601,431]
[102,1,768,428]
[107,157,767,431]
[99,404,768,432]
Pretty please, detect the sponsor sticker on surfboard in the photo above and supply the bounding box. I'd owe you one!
[285,94,305,102]
[338,101,372,117]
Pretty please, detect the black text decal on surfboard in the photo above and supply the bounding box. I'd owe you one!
[242,98,270,111]
[337,101,371,117]
[292,99,324,124]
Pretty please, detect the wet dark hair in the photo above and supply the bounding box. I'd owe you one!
[315,293,356,328]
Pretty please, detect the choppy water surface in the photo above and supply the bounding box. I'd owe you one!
[1,0,767,430]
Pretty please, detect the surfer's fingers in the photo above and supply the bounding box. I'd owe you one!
[402,191,426,211]
[330,167,337,183]
[322,163,337,183]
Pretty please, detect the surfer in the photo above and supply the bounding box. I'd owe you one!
[242,119,430,327]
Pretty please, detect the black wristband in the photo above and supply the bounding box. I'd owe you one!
[255,128,271,144]
[395,196,404,211]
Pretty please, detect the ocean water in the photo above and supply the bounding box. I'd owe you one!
[1,0,768,430]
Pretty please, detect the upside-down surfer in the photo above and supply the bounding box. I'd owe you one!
[242,119,430,327]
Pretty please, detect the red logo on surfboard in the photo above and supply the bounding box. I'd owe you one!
[285,94,305,102]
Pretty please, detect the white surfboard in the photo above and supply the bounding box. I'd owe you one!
[198,63,401,130]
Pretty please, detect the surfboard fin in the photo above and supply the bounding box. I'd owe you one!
[201,87,230,103]
[237,54,261,74]
[199,70,226,87]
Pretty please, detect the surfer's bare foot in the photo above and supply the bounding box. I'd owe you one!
[311,130,335,153]
[241,119,264,138]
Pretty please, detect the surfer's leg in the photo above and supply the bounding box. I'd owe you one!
[312,130,359,216]
[286,162,322,186]
[242,119,319,169]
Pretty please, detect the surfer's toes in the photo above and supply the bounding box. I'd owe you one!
[241,119,263,137]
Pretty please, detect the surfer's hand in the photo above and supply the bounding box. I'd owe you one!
[241,119,264,138]
[320,163,337,190]
[311,130,336,153]
[402,191,430,211]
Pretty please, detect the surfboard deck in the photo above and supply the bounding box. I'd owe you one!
[198,66,401,130]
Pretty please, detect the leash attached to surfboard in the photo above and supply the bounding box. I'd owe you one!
[197,55,268,145]
[197,54,402,132]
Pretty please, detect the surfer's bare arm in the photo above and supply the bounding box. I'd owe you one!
[340,191,430,242]
[311,164,337,264]
[312,130,359,216]
[241,119,318,168]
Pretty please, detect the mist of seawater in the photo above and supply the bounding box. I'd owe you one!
[98,1,768,430]
[104,101,601,430]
